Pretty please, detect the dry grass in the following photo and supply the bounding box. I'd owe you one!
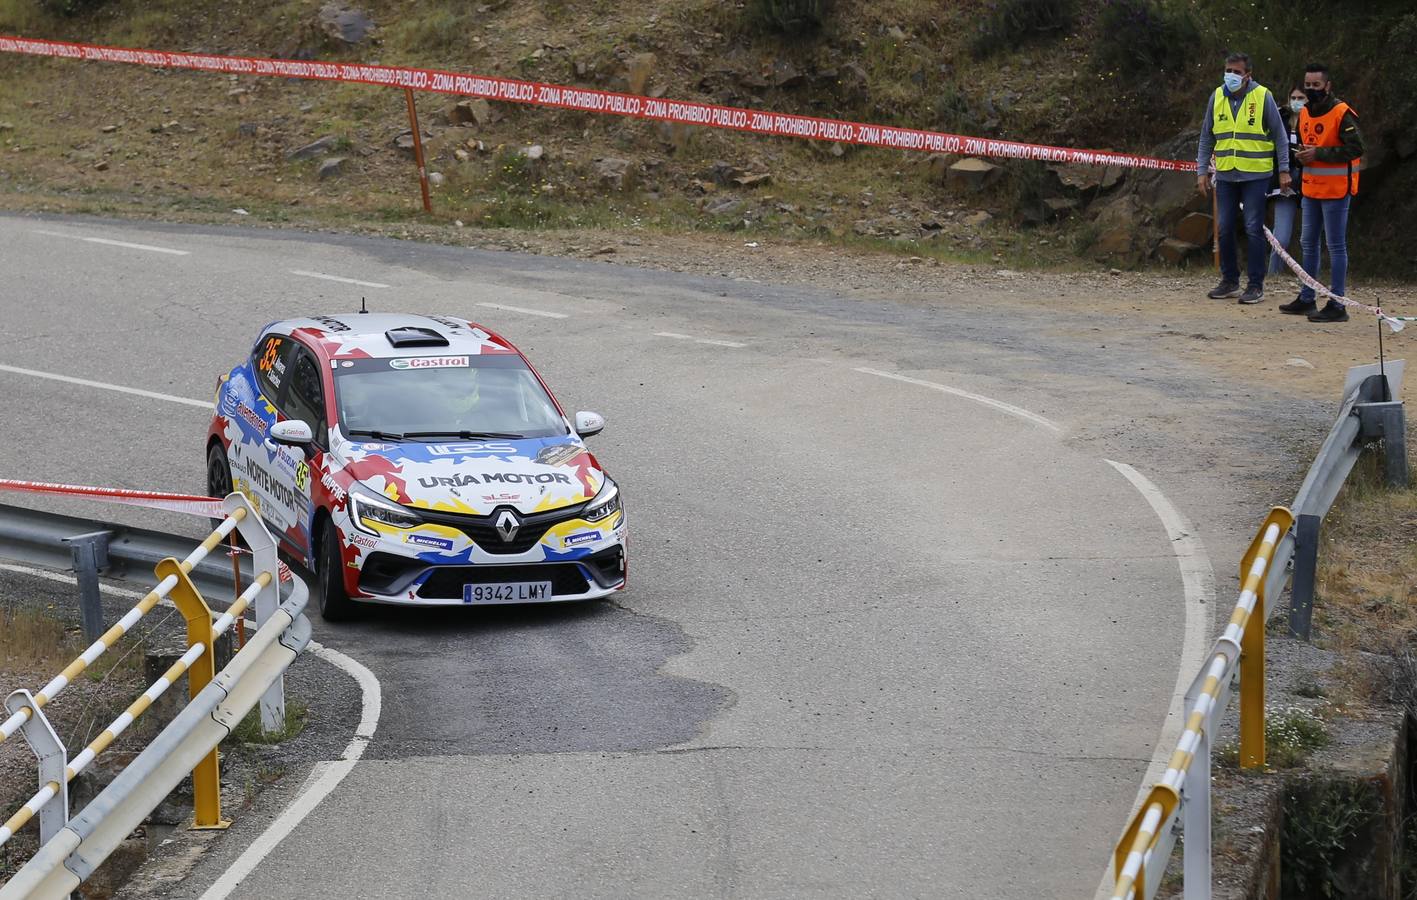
[0,601,84,673]
[1310,422,1417,700]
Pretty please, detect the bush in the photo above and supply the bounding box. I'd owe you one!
[1092,0,1201,79]
[750,0,831,36]
[971,0,1075,57]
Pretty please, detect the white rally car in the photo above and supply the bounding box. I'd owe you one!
[206,313,626,620]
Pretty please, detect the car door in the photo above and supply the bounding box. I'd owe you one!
[228,333,318,556]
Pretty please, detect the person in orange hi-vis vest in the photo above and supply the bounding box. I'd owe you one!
[1279,62,1365,323]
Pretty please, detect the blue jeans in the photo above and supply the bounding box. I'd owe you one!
[1299,195,1351,306]
[1216,178,1270,287]
[1266,195,1299,275]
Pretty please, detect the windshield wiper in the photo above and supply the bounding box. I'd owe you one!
[345,428,406,441]
[403,430,525,440]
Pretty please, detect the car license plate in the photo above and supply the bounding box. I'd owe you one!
[462,581,552,604]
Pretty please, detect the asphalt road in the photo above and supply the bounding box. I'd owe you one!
[0,212,1299,897]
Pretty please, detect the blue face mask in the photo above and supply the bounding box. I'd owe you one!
[1224,72,1245,93]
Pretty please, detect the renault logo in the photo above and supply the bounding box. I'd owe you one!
[494,509,521,542]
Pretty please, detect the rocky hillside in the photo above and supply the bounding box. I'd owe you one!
[0,0,1413,274]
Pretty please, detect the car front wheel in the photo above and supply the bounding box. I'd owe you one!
[317,521,358,622]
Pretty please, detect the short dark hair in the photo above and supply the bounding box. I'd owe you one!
[1304,61,1332,83]
[1225,51,1252,73]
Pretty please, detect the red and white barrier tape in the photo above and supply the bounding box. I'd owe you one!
[0,479,225,517]
[0,34,1195,172]
[1263,227,1408,331]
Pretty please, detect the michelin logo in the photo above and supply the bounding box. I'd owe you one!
[563,531,601,548]
[406,534,455,552]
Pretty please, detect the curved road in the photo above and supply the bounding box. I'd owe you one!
[0,213,1266,897]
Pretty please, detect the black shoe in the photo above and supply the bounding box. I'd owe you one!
[1307,303,1350,323]
[1238,284,1264,304]
[1207,280,1240,300]
[1279,296,1317,315]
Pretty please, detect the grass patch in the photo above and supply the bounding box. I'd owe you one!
[0,602,82,672]
[1219,704,1330,769]
[231,698,307,745]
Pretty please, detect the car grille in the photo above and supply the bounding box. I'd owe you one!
[418,503,587,554]
[418,563,590,599]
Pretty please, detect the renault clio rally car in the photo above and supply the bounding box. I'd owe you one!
[206,313,626,621]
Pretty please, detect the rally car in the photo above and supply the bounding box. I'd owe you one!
[206,313,626,621]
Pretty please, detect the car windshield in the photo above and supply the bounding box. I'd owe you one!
[332,353,569,440]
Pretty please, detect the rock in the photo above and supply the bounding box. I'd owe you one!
[946,158,1002,192]
[829,142,845,158]
[1090,194,1156,262]
[1043,197,1078,219]
[593,157,634,190]
[447,99,495,126]
[1173,211,1214,246]
[1053,164,1124,193]
[0,122,13,131]
[886,25,908,41]
[961,210,993,227]
[1156,237,1201,265]
[771,60,805,89]
[232,208,250,215]
[317,3,375,45]
[93,160,109,171]
[237,122,259,138]
[392,129,432,154]
[732,172,771,188]
[316,156,347,179]
[101,124,119,133]
[1286,357,1315,369]
[286,135,337,160]
[705,197,743,216]
[625,52,656,95]
[926,153,960,182]
[592,245,616,255]
[520,144,544,161]
[427,171,445,187]
[454,148,470,162]
[706,160,744,186]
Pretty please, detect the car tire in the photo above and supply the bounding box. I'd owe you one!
[317,521,358,622]
[206,443,235,533]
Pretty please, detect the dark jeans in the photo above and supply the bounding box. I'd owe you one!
[1216,177,1270,287]
[1298,194,1352,307]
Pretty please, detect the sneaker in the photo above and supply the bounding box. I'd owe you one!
[1279,296,1317,315]
[1207,280,1240,300]
[1238,284,1264,304]
[1307,303,1350,323]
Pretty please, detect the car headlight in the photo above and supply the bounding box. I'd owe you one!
[582,479,621,523]
[350,488,422,534]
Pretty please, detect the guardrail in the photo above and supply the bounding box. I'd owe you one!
[0,491,311,899]
[1110,360,1408,899]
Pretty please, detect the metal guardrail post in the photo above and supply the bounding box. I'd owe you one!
[1287,514,1321,641]
[223,492,284,733]
[1355,400,1409,488]
[1182,727,1212,897]
[2,690,67,846]
[154,557,229,830]
[1238,508,1292,769]
[63,530,110,643]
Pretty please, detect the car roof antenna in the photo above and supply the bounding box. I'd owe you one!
[359,297,368,314]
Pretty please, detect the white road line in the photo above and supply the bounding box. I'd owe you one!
[35,229,189,256]
[653,332,747,348]
[0,364,215,410]
[0,562,145,598]
[1096,460,1214,900]
[854,367,1063,433]
[290,270,391,289]
[478,301,568,319]
[199,641,381,900]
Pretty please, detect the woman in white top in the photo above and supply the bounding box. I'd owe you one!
[1267,85,1307,275]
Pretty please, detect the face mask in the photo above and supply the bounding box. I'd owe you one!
[1305,87,1328,105]
[1224,72,1245,93]
[1290,99,1306,113]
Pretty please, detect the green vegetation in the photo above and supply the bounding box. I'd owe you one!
[971,0,1075,58]
[1219,704,1330,769]
[1281,778,1383,898]
[231,698,307,744]
[750,0,831,36]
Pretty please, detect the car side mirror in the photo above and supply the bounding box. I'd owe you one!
[574,411,605,438]
[269,419,314,447]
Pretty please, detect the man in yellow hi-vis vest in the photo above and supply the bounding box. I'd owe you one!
[1195,51,1292,305]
